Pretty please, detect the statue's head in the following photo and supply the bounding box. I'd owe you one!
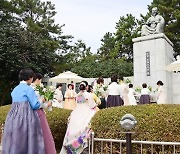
[152,7,158,16]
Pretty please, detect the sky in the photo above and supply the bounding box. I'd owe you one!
[47,0,153,53]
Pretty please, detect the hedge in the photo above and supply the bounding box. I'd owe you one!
[91,104,180,153]
[0,104,180,153]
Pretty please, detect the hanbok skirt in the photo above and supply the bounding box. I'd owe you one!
[36,109,56,154]
[60,103,96,154]
[2,102,45,154]
[128,94,137,105]
[122,94,130,106]
[139,95,150,104]
[64,98,76,110]
[106,95,124,108]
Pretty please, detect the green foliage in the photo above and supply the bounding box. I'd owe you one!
[125,78,131,84]
[54,39,92,75]
[97,32,115,60]
[36,85,55,101]
[70,56,133,78]
[148,85,152,92]
[0,81,14,106]
[91,104,180,153]
[46,108,72,151]
[0,105,11,141]
[0,0,71,104]
[113,14,141,61]
[0,0,63,78]
[98,14,140,62]
[1,104,180,153]
[135,86,142,93]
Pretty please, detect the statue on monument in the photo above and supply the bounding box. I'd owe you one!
[141,7,165,36]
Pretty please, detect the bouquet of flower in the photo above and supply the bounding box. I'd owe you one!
[103,85,108,92]
[43,86,55,101]
[125,78,131,84]
[153,88,158,94]
[35,84,45,96]
[94,85,108,98]
[35,85,55,111]
[94,85,102,97]
[135,86,142,93]
[148,85,152,92]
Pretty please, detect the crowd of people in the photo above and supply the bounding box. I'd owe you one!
[52,74,166,110]
[1,68,167,154]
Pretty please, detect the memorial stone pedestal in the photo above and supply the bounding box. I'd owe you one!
[133,33,174,103]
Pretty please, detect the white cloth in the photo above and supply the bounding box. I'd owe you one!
[107,82,121,95]
[156,86,166,104]
[53,88,63,108]
[120,83,129,105]
[60,91,97,154]
[128,88,137,105]
[141,88,150,95]
[55,88,63,102]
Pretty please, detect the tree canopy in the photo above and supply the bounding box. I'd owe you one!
[1,0,179,105]
[0,0,71,105]
[98,14,140,61]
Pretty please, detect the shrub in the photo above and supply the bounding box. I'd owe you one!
[91,104,180,153]
[0,105,11,142]
[0,105,72,152]
[46,108,72,151]
[1,104,180,153]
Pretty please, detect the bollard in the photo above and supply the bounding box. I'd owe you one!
[120,114,137,154]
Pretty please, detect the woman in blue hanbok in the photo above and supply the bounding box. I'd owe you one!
[2,69,45,154]
[60,81,97,154]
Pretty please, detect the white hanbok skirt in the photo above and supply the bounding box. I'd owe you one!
[60,103,96,154]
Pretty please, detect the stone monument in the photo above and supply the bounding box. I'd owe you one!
[133,7,174,103]
[141,7,165,36]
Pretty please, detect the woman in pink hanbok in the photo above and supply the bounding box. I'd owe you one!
[31,73,56,154]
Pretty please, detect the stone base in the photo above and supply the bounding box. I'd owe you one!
[133,33,174,103]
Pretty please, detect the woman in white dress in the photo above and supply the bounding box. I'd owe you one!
[128,84,137,105]
[156,80,166,104]
[53,83,64,108]
[60,81,97,154]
